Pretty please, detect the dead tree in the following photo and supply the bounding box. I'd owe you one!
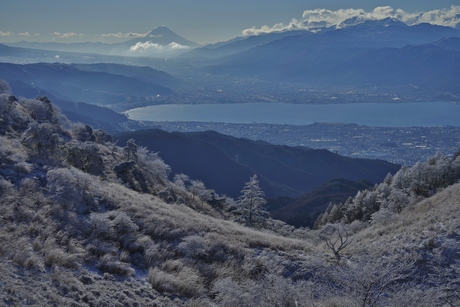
[323,224,352,263]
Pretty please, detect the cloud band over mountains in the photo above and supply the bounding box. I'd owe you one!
[102,32,146,39]
[129,41,191,55]
[242,5,460,35]
[51,32,84,39]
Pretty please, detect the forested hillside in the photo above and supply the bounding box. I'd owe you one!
[115,129,399,198]
[0,83,459,306]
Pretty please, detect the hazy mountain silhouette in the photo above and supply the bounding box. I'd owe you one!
[181,30,310,59]
[205,19,460,92]
[73,63,181,87]
[122,26,200,48]
[328,37,460,92]
[0,62,174,105]
[115,129,400,198]
[5,41,116,54]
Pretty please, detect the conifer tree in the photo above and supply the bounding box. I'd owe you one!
[236,174,268,227]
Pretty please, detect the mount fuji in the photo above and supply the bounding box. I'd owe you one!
[6,26,200,57]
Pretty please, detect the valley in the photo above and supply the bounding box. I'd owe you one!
[137,121,460,165]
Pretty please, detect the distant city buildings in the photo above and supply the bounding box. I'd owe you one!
[136,121,460,165]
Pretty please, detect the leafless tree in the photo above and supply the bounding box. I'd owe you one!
[321,224,352,263]
[319,256,417,307]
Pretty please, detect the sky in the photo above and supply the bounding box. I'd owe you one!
[1,0,459,45]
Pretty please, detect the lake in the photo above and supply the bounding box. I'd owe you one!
[124,102,460,127]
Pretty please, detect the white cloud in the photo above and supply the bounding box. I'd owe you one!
[18,32,31,37]
[243,19,303,36]
[50,32,84,39]
[0,31,13,37]
[242,5,460,36]
[102,32,146,38]
[416,6,460,28]
[168,42,191,50]
[129,41,191,53]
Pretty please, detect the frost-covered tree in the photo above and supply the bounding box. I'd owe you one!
[320,223,352,263]
[173,173,190,189]
[22,122,61,158]
[136,146,170,183]
[315,150,460,227]
[235,174,268,227]
[0,79,12,95]
[320,256,418,306]
[123,138,138,161]
[65,141,104,176]
[188,179,212,203]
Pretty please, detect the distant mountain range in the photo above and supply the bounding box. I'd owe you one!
[184,18,459,60]
[2,18,459,111]
[6,26,200,56]
[202,18,460,93]
[327,37,460,91]
[0,62,176,106]
[115,129,400,198]
[0,61,182,131]
[180,30,311,60]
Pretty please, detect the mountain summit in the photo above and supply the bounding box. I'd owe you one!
[123,26,200,48]
[339,17,407,29]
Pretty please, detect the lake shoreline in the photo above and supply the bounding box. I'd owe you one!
[125,102,460,127]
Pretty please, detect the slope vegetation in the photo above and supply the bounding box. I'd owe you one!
[0,86,458,306]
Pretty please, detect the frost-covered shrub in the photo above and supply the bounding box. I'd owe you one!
[22,122,61,158]
[91,211,138,235]
[178,235,207,259]
[0,137,26,163]
[315,257,417,307]
[137,146,170,183]
[85,239,118,258]
[0,79,12,95]
[0,95,30,132]
[65,140,104,176]
[213,275,310,307]
[15,161,33,174]
[89,212,114,240]
[98,254,135,276]
[0,177,15,199]
[11,238,40,269]
[0,93,11,114]
[21,98,54,122]
[72,123,113,144]
[371,208,396,226]
[148,265,204,298]
[72,123,96,142]
[205,239,245,264]
[47,167,100,215]
[44,248,81,269]
[316,151,460,227]
[0,136,15,162]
